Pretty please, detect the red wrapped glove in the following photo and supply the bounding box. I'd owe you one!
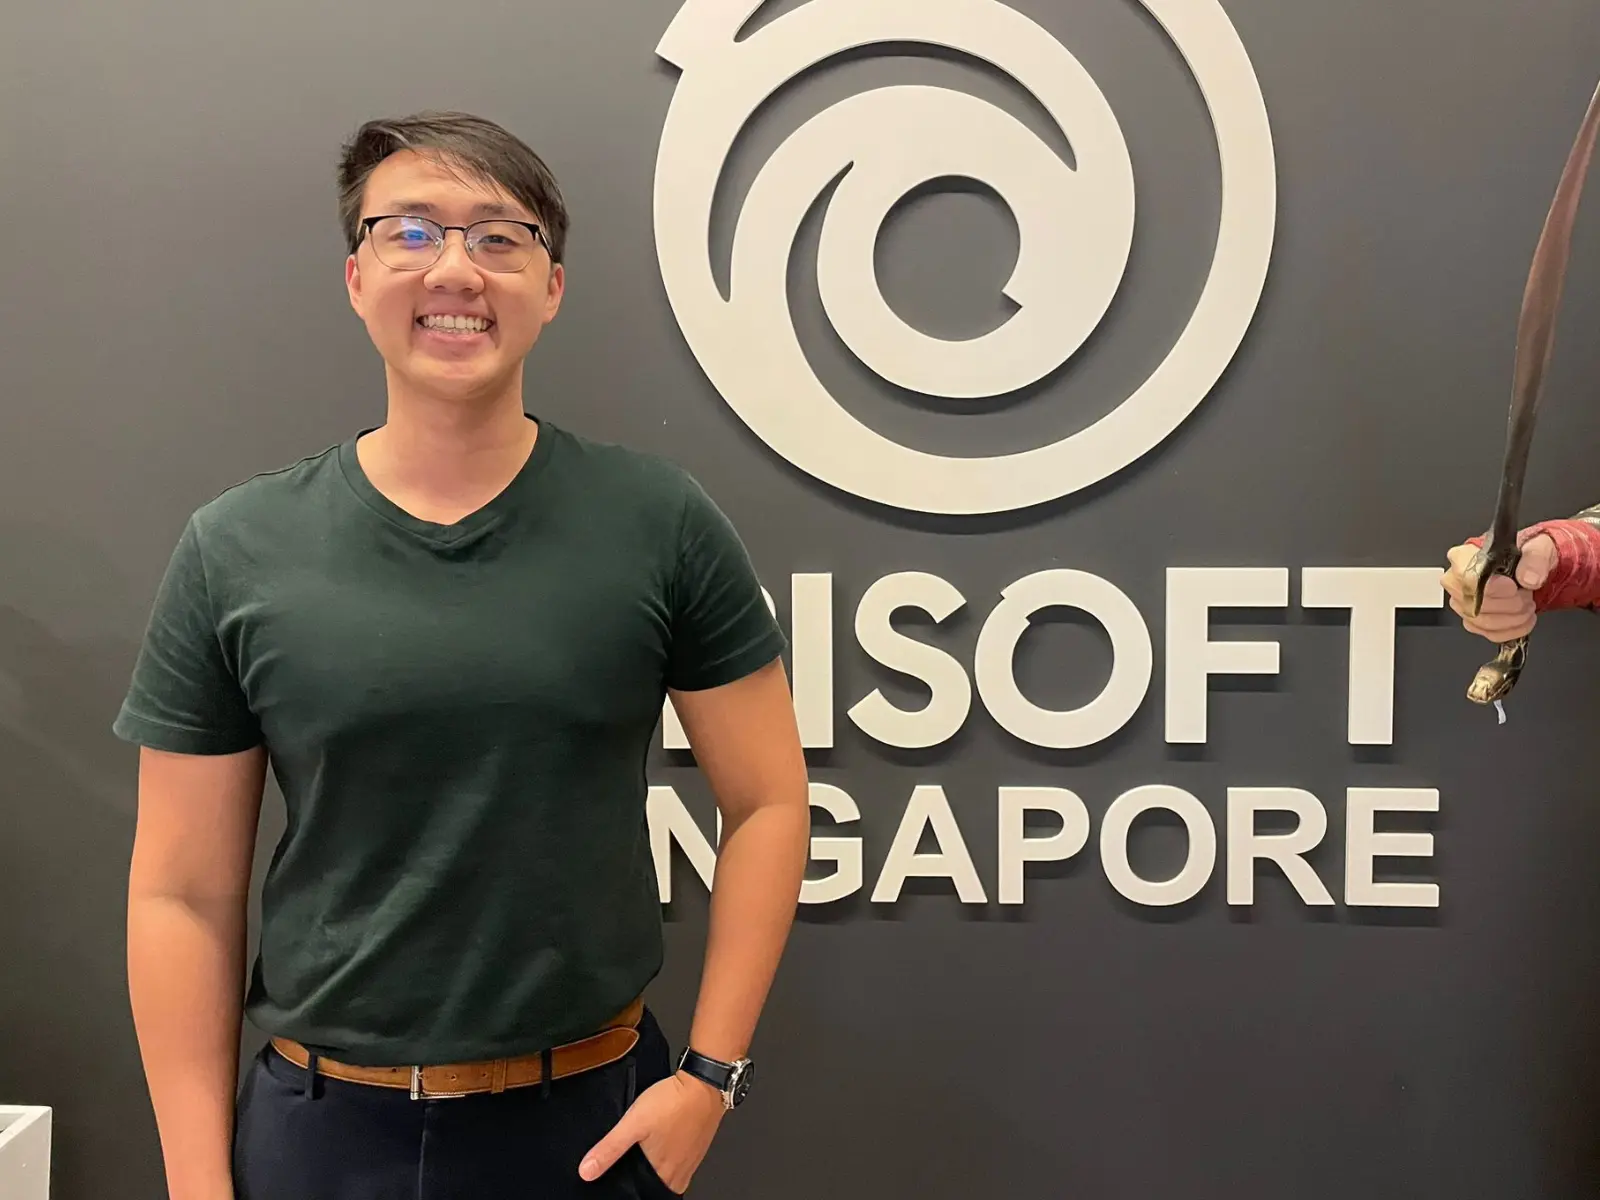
[1466,519,1600,611]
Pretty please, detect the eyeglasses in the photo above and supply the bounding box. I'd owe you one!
[359,215,550,273]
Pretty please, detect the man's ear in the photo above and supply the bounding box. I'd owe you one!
[542,262,566,326]
[345,254,364,317]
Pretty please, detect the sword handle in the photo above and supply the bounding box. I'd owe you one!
[1461,541,1529,706]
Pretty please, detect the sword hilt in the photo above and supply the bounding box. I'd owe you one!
[1461,539,1530,706]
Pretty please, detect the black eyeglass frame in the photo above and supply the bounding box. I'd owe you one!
[358,214,551,272]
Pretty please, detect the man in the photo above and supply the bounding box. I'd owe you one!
[1443,505,1600,638]
[114,110,811,1200]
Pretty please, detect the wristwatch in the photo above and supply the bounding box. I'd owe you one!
[676,1047,755,1110]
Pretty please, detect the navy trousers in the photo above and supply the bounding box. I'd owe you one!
[232,1006,683,1199]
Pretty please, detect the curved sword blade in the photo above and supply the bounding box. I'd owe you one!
[1465,78,1600,708]
[1487,79,1600,553]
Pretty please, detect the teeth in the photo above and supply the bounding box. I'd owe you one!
[420,315,490,332]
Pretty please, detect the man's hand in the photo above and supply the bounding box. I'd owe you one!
[1442,534,1559,642]
[578,1071,726,1194]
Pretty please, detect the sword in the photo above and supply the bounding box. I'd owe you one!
[1461,78,1600,717]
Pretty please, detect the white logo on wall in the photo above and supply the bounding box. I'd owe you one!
[649,0,1446,914]
[653,0,1276,514]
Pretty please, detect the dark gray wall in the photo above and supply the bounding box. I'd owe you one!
[7,1,1600,1197]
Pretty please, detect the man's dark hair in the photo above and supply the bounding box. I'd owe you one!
[336,111,569,263]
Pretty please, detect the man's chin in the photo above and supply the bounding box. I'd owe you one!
[391,356,516,403]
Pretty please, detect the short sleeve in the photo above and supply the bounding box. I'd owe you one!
[665,478,788,692]
[112,517,263,755]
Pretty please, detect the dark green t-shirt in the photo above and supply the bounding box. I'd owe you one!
[113,417,786,1066]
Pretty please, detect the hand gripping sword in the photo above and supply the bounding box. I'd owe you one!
[1461,79,1600,717]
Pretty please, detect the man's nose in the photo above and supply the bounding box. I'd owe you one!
[427,229,482,285]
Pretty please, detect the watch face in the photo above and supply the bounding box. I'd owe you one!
[729,1059,755,1106]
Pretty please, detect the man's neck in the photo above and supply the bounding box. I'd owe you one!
[356,373,539,525]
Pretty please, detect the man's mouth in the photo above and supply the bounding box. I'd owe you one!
[417,315,494,335]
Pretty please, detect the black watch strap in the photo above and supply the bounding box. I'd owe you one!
[677,1048,733,1090]
[676,1048,754,1108]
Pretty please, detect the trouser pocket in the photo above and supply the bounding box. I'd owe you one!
[613,1013,686,1197]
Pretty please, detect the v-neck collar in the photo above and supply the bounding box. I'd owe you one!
[336,413,557,547]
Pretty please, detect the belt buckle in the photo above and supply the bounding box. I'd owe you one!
[409,1066,469,1101]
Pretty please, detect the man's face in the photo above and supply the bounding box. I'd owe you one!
[345,150,564,401]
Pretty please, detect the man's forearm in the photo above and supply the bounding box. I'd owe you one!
[686,800,809,1065]
[127,894,248,1200]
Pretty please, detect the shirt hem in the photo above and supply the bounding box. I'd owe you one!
[250,975,665,1068]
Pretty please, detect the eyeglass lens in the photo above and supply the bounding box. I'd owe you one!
[368,216,538,272]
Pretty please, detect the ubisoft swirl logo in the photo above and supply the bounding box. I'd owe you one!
[653,0,1276,516]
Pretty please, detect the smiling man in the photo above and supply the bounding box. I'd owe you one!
[114,111,810,1200]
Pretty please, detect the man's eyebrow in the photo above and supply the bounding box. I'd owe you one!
[376,199,533,220]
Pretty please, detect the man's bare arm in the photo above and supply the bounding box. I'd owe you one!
[670,656,810,1069]
[579,655,808,1192]
[127,744,266,1200]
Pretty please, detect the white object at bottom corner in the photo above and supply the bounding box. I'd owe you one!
[0,1106,52,1200]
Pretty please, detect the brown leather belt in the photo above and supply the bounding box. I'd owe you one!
[270,996,645,1099]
